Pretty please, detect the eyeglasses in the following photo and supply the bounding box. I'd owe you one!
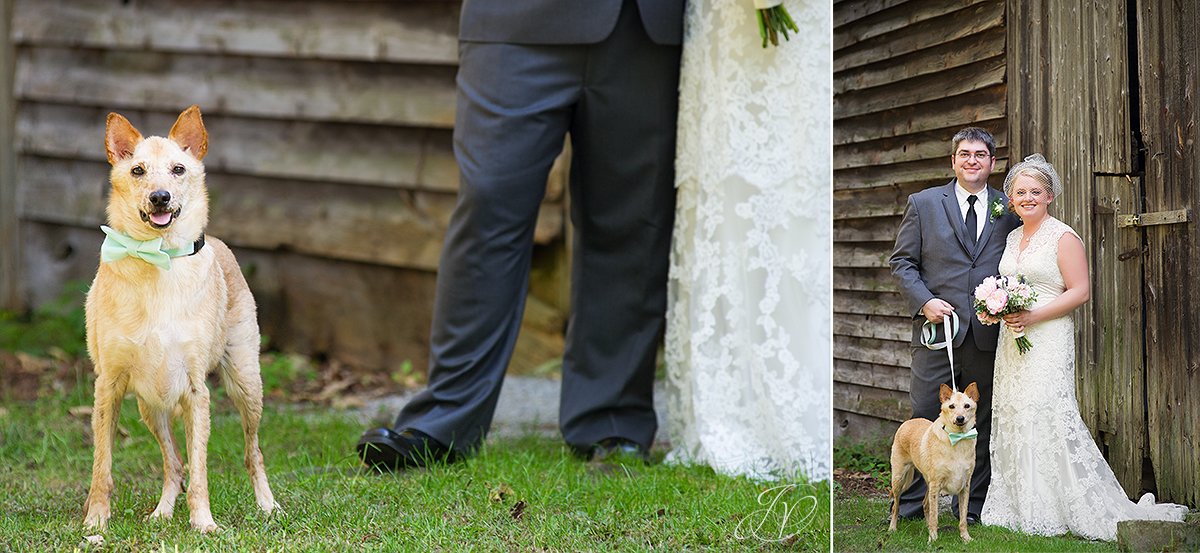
[956,151,993,161]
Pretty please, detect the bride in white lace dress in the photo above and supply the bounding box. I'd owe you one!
[663,0,830,481]
[981,155,1187,540]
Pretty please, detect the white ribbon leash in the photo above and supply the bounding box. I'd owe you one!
[921,309,960,392]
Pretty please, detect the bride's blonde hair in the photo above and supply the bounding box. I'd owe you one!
[1003,154,1063,197]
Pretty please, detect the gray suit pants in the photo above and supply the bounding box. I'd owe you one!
[393,1,681,454]
[899,325,995,518]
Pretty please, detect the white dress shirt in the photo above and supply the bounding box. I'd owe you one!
[954,180,986,241]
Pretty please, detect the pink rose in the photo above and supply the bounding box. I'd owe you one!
[985,289,1008,314]
[975,277,998,301]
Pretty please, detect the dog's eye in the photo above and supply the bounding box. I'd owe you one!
[131,166,145,177]
[965,403,973,409]
[948,404,956,409]
[172,165,186,176]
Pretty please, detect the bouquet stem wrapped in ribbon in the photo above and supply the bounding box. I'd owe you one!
[973,275,1038,354]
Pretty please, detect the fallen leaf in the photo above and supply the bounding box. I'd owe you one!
[489,483,513,503]
[80,534,104,548]
[510,500,526,520]
[68,406,93,418]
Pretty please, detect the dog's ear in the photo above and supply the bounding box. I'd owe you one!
[168,105,208,160]
[105,113,143,166]
[964,382,980,402]
[939,383,952,403]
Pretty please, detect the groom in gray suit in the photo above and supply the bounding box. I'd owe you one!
[357,0,684,469]
[889,127,1020,521]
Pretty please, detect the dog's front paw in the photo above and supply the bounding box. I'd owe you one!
[190,518,220,534]
[258,498,282,516]
[148,504,174,521]
[83,502,111,530]
[961,530,973,543]
[926,531,938,544]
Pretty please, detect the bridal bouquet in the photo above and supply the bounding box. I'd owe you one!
[973,275,1038,354]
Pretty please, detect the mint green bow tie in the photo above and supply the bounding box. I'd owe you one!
[947,428,978,446]
[100,225,195,270]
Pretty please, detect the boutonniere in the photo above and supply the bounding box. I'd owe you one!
[989,197,1006,221]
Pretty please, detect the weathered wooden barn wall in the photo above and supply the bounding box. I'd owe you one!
[832,0,1009,444]
[2,0,570,375]
[0,0,18,310]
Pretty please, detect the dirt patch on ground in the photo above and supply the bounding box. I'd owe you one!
[834,468,888,500]
[0,350,420,407]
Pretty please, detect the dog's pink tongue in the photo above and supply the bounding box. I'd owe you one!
[149,212,172,226]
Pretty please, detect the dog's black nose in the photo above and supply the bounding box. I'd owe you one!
[149,190,171,208]
[955,416,966,425]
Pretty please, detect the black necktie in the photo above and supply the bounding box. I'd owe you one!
[965,195,978,246]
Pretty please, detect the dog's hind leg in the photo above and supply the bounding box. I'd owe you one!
[180,379,218,533]
[84,370,128,530]
[220,337,278,515]
[888,462,913,531]
[138,399,184,520]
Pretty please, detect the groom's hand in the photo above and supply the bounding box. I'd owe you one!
[921,298,955,323]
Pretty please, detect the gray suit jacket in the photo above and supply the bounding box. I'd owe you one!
[890,180,1021,351]
[458,0,684,45]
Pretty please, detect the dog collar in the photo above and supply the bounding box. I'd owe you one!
[946,427,978,446]
[99,225,205,270]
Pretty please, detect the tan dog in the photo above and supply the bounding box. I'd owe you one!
[888,382,979,543]
[83,106,278,533]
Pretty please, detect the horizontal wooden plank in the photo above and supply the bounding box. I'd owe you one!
[16,156,565,271]
[15,47,458,128]
[835,85,1006,145]
[835,55,1005,118]
[834,0,912,29]
[834,289,909,317]
[835,0,1004,72]
[834,0,992,52]
[834,409,900,446]
[834,242,892,268]
[835,334,910,367]
[834,267,899,293]
[834,380,910,422]
[833,216,902,241]
[13,0,461,65]
[836,123,1009,171]
[834,358,911,392]
[836,25,1004,94]
[834,179,931,219]
[834,143,1007,191]
[16,102,461,193]
[834,313,910,342]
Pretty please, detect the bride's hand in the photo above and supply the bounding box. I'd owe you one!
[1003,310,1037,333]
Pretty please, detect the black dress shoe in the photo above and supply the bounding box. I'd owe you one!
[586,437,650,464]
[356,427,454,471]
[966,513,981,525]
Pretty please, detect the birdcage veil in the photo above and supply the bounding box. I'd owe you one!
[1003,154,1063,197]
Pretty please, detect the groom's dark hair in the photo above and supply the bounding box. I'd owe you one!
[951,127,996,157]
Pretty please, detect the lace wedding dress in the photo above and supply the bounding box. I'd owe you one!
[663,0,831,481]
[981,216,1187,540]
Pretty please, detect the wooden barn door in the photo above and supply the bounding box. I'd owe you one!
[1010,0,1199,506]
[1134,0,1200,507]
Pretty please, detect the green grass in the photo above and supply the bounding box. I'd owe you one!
[833,447,1118,552]
[0,281,89,358]
[0,385,831,551]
